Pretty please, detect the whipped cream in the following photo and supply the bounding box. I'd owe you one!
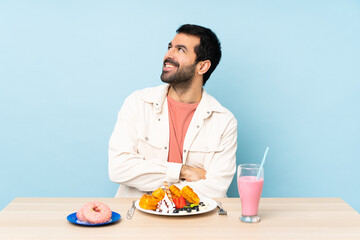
[155,193,175,214]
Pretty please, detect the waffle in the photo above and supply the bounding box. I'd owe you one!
[169,185,182,198]
[152,188,165,200]
[180,186,200,204]
[139,194,159,210]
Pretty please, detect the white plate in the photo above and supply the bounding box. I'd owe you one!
[135,197,217,216]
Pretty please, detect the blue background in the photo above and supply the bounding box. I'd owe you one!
[1,1,359,213]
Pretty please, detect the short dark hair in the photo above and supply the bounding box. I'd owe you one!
[176,24,222,85]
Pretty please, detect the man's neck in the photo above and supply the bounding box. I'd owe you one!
[168,81,202,104]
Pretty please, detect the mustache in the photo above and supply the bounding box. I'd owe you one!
[163,58,179,67]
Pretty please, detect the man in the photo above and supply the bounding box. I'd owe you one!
[108,24,237,198]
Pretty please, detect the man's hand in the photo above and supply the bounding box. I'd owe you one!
[180,165,207,182]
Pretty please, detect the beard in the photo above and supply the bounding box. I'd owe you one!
[161,60,197,88]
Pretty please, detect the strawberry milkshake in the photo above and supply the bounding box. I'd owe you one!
[237,164,264,223]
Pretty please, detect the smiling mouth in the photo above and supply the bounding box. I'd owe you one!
[163,65,176,71]
[163,59,179,72]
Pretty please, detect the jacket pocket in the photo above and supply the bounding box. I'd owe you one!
[187,144,224,169]
[137,134,165,160]
[189,145,224,153]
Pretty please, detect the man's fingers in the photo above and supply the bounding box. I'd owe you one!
[180,165,206,182]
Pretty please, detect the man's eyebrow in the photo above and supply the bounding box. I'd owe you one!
[168,42,188,51]
[175,44,187,51]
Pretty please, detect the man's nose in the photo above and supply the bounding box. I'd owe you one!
[164,48,175,60]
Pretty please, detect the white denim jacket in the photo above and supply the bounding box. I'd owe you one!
[108,84,237,198]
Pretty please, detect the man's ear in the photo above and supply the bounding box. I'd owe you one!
[197,60,211,76]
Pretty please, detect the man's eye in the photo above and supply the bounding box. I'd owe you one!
[179,48,185,52]
[167,46,171,50]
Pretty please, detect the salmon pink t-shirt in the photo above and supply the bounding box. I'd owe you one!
[167,96,199,163]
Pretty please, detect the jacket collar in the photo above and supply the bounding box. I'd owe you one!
[141,84,226,115]
[141,84,170,113]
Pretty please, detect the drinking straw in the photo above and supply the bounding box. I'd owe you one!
[256,147,269,180]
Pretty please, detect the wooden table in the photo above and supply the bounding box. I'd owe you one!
[0,198,359,239]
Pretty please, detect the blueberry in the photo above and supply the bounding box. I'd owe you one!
[186,208,192,213]
[195,206,199,211]
[173,209,179,213]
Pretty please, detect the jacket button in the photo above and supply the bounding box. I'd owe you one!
[184,149,187,153]
[164,146,167,150]
[207,111,210,114]
[196,125,200,128]
[145,137,149,141]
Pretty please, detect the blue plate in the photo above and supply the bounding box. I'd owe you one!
[67,211,121,226]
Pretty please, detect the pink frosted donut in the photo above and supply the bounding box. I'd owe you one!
[81,201,112,224]
[76,209,86,222]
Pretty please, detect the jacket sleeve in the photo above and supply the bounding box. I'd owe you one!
[176,117,237,198]
[108,93,182,192]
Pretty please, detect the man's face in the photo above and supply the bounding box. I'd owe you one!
[161,33,200,86]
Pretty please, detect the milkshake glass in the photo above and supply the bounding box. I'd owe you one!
[237,164,264,223]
